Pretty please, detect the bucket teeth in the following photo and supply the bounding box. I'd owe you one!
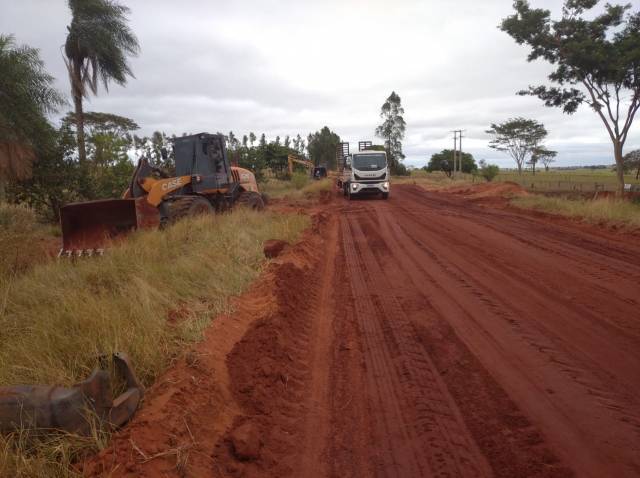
[57,249,106,259]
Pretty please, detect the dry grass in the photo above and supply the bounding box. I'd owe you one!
[511,195,640,230]
[260,175,332,199]
[496,169,640,193]
[0,203,57,280]
[0,208,309,476]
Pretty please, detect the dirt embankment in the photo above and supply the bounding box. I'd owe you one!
[83,206,335,477]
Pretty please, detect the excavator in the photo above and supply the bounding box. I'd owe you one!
[287,154,327,180]
[60,133,265,256]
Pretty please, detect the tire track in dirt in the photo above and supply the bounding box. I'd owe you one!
[366,186,640,477]
[342,216,492,477]
[297,214,339,477]
[401,186,640,301]
[355,211,573,478]
[341,216,428,477]
[390,191,640,410]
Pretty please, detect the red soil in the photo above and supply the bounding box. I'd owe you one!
[446,181,529,198]
[85,185,640,477]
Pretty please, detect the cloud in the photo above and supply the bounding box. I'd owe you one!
[1,0,638,167]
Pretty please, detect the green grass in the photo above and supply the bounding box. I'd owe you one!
[512,195,640,229]
[496,169,640,192]
[260,176,332,199]
[0,208,309,477]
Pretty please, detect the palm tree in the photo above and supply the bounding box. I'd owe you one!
[0,35,63,197]
[64,0,139,165]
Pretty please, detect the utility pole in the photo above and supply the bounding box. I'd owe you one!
[451,131,458,178]
[451,129,465,177]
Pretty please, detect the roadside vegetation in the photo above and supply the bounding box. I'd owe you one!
[0,209,308,476]
[260,173,333,199]
[512,195,640,230]
[394,170,476,190]
[496,169,640,191]
[0,203,57,279]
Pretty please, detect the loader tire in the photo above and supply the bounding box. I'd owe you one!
[236,191,265,211]
[168,196,214,225]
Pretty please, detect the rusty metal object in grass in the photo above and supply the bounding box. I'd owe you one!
[0,352,144,435]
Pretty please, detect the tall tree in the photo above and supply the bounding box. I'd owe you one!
[307,127,341,169]
[0,35,64,193]
[62,111,138,198]
[623,149,640,179]
[487,118,548,174]
[65,0,139,165]
[375,91,406,170]
[293,134,303,154]
[501,0,640,195]
[532,146,557,173]
[249,132,256,147]
[426,149,477,174]
[9,123,84,221]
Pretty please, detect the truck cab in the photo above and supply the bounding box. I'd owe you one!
[338,148,390,200]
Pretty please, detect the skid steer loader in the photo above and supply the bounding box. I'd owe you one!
[60,133,264,256]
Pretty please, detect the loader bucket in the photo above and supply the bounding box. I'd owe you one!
[60,198,160,253]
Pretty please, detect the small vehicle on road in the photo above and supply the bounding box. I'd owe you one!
[337,142,390,200]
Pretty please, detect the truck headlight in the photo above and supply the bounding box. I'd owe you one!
[351,183,358,190]
[383,182,389,189]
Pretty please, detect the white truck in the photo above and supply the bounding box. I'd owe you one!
[336,142,390,200]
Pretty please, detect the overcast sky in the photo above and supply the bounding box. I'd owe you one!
[2,0,639,168]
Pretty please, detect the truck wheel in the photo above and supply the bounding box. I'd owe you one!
[382,192,389,200]
[237,191,265,211]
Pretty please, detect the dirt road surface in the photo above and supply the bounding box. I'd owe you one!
[86,185,640,477]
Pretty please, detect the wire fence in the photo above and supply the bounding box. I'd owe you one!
[496,178,616,193]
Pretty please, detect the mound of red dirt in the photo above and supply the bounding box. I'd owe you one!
[447,181,528,199]
[82,211,331,477]
[263,239,289,258]
[213,212,332,477]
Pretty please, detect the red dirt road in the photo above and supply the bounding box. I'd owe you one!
[87,185,640,477]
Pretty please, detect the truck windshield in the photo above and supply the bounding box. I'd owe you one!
[353,154,386,171]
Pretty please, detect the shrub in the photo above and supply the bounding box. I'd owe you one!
[479,160,500,182]
[291,172,310,190]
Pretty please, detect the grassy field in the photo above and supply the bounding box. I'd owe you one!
[511,195,640,230]
[495,169,640,191]
[0,207,309,477]
[399,168,640,193]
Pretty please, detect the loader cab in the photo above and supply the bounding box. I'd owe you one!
[312,166,327,180]
[173,133,232,193]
